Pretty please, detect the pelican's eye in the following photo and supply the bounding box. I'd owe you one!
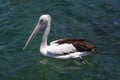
[39,19,44,24]
[40,19,43,22]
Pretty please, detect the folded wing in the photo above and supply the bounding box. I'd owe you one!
[47,38,96,55]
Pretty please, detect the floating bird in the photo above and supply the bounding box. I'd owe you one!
[23,14,96,60]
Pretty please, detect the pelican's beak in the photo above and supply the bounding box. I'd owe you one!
[23,21,42,50]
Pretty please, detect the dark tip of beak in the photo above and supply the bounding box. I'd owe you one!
[23,46,26,50]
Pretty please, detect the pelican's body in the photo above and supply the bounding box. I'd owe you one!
[23,14,96,59]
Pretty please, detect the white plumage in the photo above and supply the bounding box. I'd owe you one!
[47,43,76,54]
[23,14,96,59]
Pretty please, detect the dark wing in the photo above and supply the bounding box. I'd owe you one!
[54,38,97,52]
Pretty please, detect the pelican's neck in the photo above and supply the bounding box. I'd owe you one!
[40,22,50,54]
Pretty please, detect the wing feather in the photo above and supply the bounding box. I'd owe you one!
[50,38,96,52]
[50,39,63,45]
[47,43,76,55]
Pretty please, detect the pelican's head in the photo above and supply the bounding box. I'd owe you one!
[23,14,51,49]
[39,14,51,25]
[37,14,52,29]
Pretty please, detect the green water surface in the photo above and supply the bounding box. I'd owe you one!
[0,0,120,80]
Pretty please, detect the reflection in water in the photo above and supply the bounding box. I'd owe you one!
[39,56,93,74]
[40,58,82,73]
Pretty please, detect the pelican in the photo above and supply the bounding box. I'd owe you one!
[23,14,96,59]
